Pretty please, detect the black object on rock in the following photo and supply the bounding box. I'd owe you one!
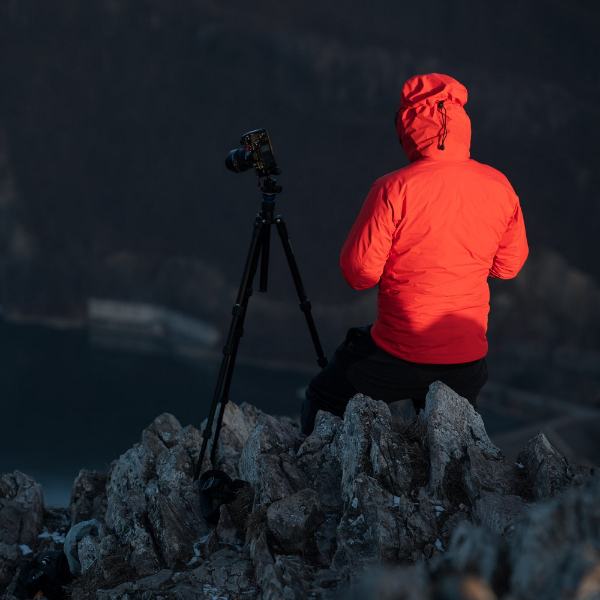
[13,550,73,600]
[198,469,249,524]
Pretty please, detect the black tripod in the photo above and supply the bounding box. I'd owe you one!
[193,176,328,480]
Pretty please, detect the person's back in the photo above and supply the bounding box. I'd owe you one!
[301,73,528,435]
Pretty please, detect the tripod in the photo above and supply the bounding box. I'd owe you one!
[193,176,328,480]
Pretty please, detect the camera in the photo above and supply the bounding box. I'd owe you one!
[225,128,281,178]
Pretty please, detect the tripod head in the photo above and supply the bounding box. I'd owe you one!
[261,175,282,196]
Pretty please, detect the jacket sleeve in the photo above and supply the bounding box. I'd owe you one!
[489,199,529,279]
[340,181,397,289]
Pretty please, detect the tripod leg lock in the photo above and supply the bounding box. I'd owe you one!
[231,304,246,317]
[299,299,312,313]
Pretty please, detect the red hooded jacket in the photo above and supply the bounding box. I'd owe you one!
[340,73,528,363]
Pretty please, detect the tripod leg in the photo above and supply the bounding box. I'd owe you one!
[274,216,328,368]
[259,220,271,292]
[194,216,264,480]
[211,217,275,463]
[209,300,248,464]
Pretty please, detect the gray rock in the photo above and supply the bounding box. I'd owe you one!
[146,484,208,568]
[239,413,308,505]
[249,531,286,600]
[517,431,588,501]
[509,473,600,600]
[276,554,316,600]
[106,488,162,577]
[136,569,173,590]
[215,504,239,547]
[296,411,344,567]
[440,511,471,544]
[422,382,503,502]
[78,534,101,574]
[69,469,108,526]
[297,410,343,510]
[441,521,504,585]
[266,488,324,554]
[313,511,341,568]
[54,388,599,600]
[202,401,263,479]
[0,471,44,546]
[169,550,258,599]
[339,395,413,502]
[462,445,521,504]
[333,473,407,571]
[104,413,208,576]
[0,542,19,596]
[473,491,528,536]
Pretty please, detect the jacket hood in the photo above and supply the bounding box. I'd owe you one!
[397,73,471,163]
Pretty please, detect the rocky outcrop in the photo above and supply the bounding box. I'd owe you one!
[0,471,44,547]
[0,383,597,599]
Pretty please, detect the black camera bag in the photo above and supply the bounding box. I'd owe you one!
[13,550,73,600]
[198,469,249,524]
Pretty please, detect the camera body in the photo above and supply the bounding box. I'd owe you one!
[225,128,280,178]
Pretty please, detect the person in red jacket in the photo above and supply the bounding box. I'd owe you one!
[301,73,528,435]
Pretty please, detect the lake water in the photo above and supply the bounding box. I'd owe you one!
[0,320,311,506]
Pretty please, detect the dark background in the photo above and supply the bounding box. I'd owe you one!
[0,0,599,503]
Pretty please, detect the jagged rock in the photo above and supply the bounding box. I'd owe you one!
[0,471,44,546]
[297,410,343,510]
[405,489,440,561]
[239,413,308,505]
[12,383,593,600]
[249,531,285,600]
[509,473,600,600]
[474,491,527,536]
[297,411,344,566]
[203,401,263,479]
[0,543,19,596]
[108,489,162,577]
[70,469,108,526]
[440,511,470,544]
[517,431,590,501]
[266,488,324,554]
[462,445,521,504]
[169,549,258,599]
[439,521,504,585]
[333,472,408,571]
[339,394,413,502]
[78,534,100,574]
[422,382,503,502]
[146,483,207,568]
[96,569,174,600]
[275,555,315,600]
[104,413,208,576]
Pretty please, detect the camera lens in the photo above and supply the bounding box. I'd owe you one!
[225,148,253,173]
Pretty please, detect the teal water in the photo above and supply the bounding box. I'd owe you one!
[0,320,310,506]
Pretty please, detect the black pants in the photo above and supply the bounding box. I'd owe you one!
[301,326,488,435]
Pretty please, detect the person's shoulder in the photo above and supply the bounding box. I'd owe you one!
[467,159,516,192]
[371,166,412,191]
